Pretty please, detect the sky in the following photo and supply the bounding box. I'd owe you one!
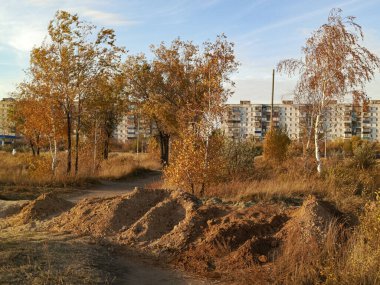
[1,0,380,103]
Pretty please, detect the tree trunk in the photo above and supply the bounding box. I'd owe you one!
[36,135,40,156]
[103,132,110,160]
[66,112,72,174]
[315,113,322,174]
[75,114,80,175]
[30,140,36,156]
[52,139,57,174]
[159,132,170,166]
[48,137,58,175]
[93,119,98,173]
[305,115,314,154]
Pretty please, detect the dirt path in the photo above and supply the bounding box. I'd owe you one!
[65,170,162,203]
[113,249,217,285]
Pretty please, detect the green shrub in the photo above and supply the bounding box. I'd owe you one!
[223,138,259,179]
[352,141,376,170]
[263,128,291,163]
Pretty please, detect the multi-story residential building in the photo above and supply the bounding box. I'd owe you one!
[222,100,301,140]
[0,97,16,145]
[114,113,156,143]
[221,100,380,142]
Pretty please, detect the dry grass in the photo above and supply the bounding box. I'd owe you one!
[0,151,161,199]
[206,178,324,204]
[324,198,380,285]
[206,156,380,212]
[204,154,380,285]
[277,199,380,285]
[97,152,161,180]
[0,231,117,284]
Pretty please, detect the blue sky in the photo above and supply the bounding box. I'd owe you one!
[1,0,379,103]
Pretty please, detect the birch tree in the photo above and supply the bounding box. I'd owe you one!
[277,8,380,173]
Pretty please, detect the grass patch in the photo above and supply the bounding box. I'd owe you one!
[0,231,117,284]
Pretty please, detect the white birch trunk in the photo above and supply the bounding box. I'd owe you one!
[315,113,322,174]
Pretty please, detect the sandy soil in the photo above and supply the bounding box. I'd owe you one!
[0,200,28,218]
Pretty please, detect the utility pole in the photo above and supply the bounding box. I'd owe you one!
[270,69,275,129]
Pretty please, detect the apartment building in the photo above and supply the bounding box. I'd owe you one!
[221,100,301,140]
[0,97,16,145]
[221,100,380,142]
[114,113,156,143]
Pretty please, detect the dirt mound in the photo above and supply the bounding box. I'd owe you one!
[148,204,228,254]
[45,189,343,284]
[13,192,73,224]
[176,204,289,275]
[278,195,341,244]
[117,191,224,253]
[51,188,170,237]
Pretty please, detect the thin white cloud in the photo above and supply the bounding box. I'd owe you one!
[7,27,46,52]
[239,0,364,39]
[81,10,139,26]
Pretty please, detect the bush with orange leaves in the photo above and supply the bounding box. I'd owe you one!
[164,131,225,196]
[263,128,291,163]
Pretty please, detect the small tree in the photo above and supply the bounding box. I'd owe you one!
[277,8,380,173]
[263,128,291,163]
[352,141,376,170]
[223,138,258,178]
[164,130,225,196]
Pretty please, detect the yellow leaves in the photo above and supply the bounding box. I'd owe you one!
[263,128,291,163]
[164,131,225,196]
[126,35,238,141]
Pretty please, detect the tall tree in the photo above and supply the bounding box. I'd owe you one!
[13,80,65,172]
[125,35,238,166]
[277,8,380,173]
[16,10,125,175]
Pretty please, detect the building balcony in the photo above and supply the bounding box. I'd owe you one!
[362,128,371,134]
[344,116,351,121]
[363,113,370,118]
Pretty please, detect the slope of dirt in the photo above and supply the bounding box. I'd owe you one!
[45,190,343,284]
[0,200,28,218]
[10,192,73,225]
[175,204,290,277]
[51,188,170,237]
[117,190,227,254]
[278,195,342,243]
